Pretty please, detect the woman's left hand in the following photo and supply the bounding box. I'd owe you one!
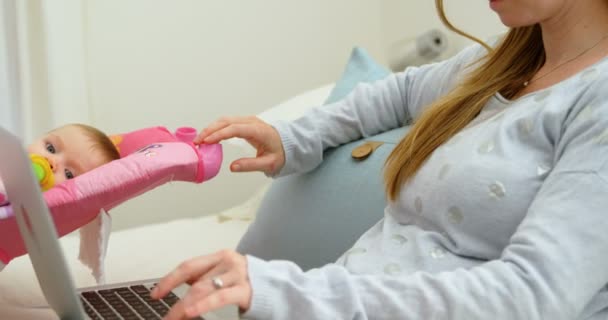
[151,249,252,319]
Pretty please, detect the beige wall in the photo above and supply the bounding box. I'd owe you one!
[78,0,505,230]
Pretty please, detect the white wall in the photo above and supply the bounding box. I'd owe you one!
[1,0,56,143]
[82,0,388,231]
[0,0,22,137]
[381,0,507,63]
[74,0,505,231]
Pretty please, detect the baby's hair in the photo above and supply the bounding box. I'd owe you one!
[66,123,120,162]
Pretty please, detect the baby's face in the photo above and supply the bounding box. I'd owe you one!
[27,125,108,185]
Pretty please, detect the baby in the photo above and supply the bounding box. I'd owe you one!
[27,123,120,186]
[0,123,119,209]
[0,124,219,270]
[0,123,119,270]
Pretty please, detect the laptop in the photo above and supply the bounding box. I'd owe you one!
[0,126,238,320]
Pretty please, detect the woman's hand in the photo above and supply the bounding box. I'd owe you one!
[151,249,252,320]
[195,116,285,176]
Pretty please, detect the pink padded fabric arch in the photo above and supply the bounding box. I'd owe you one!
[0,126,222,265]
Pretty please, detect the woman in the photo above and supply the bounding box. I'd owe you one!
[153,0,608,319]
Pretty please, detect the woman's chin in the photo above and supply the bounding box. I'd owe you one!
[497,15,536,29]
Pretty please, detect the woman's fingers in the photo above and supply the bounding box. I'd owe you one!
[152,253,222,300]
[202,123,258,144]
[180,258,250,318]
[180,269,239,312]
[183,263,229,298]
[159,250,252,319]
[161,298,188,320]
[194,116,257,144]
[194,117,232,144]
[231,154,281,174]
[184,287,249,318]
[194,116,285,174]
[161,286,246,320]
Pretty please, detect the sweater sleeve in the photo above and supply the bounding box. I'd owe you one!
[273,43,487,176]
[241,96,608,319]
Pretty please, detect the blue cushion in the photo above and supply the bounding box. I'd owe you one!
[324,47,391,104]
[237,127,410,270]
[236,47,401,270]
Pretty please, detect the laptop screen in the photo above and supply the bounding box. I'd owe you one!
[0,126,85,319]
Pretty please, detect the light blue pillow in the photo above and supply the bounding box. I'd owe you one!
[237,47,403,270]
[324,46,391,104]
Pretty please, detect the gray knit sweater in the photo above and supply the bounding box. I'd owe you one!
[242,43,608,320]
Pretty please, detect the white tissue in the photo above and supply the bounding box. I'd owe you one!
[78,209,112,284]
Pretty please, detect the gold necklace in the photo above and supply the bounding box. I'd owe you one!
[523,32,608,87]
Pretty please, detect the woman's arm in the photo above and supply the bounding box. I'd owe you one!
[274,42,486,176]
[196,42,489,176]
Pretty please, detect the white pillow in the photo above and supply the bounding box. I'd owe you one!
[257,83,334,123]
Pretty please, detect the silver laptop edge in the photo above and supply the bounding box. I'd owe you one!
[0,127,84,319]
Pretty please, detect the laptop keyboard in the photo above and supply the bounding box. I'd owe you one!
[80,284,204,320]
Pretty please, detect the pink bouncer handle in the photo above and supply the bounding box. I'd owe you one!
[174,127,222,182]
[0,126,222,264]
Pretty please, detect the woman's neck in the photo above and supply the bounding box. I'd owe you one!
[540,0,608,67]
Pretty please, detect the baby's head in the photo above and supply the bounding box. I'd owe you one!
[27,123,120,185]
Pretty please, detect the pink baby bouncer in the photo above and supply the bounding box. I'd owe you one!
[0,126,223,276]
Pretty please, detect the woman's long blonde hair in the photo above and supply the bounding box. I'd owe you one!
[384,0,545,201]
